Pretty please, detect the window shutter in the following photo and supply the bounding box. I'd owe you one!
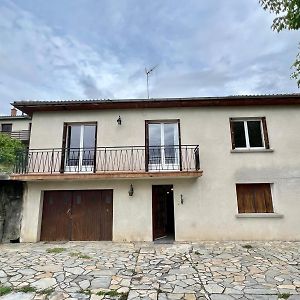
[261,117,270,149]
[229,118,235,149]
[60,123,67,173]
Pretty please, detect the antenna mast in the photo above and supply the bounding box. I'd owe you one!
[145,65,158,99]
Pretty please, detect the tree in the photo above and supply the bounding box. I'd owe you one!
[0,134,24,173]
[259,0,300,86]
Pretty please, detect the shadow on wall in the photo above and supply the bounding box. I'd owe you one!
[0,180,23,243]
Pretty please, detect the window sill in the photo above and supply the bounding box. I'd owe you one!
[236,213,283,219]
[231,149,274,153]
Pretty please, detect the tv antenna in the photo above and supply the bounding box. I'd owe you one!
[145,65,158,99]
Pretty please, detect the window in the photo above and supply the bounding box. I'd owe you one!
[63,123,97,172]
[1,123,12,132]
[146,120,180,170]
[236,184,273,213]
[230,117,269,150]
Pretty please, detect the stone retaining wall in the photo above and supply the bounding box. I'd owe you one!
[0,180,23,243]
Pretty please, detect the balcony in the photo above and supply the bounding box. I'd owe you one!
[0,130,30,141]
[11,145,202,180]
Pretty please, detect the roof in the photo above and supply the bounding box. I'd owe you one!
[12,93,300,116]
[0,115,31,121]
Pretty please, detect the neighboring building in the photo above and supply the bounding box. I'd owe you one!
[0,108,30,243]
[9,94,300,242]
[0,108,31,146]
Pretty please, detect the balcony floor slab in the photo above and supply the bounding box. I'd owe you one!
[9,170,203,181]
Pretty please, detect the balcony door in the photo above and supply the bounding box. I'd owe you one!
[65,124,96,172]
[147,121,180,171]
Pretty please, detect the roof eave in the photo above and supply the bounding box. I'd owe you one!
[12,94,300,116]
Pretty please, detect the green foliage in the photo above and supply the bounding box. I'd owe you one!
[260,0,300,86]
[96,290,128,299]
[17,286,37,293]
[291,49,300,86]
[0,134,24,172]
[260,0,300,31]
[46,247,66,253]
[69,251,91,259]
[278,293,291,299]
[0,286,12,296]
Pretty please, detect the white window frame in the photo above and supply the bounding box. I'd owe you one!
[233,118,265,150]
[148,122,180,171]
[65,124,95,173]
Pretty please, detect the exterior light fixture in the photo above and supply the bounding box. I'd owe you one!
[128,184,134,196]
[180,194,184,204]
[117,116,122,125]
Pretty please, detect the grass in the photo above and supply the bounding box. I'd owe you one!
[17,286,37,293]
[0,286,12,296]
[278,293,291,299]
[242,244,253,249]
[96,290,128,299]
[69,251,91,259]
[46,247,66,253]
[119,292,129,300]
[0,285,54,297]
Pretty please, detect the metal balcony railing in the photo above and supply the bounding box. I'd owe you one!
[0,130,30,141]
[14,145,200,174]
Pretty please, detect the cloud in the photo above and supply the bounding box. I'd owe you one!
[0,0,299,114]
[0,0,146,111]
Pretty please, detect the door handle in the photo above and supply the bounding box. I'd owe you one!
[66,208,71,217]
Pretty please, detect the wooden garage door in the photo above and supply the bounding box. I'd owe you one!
[40,190,113,241]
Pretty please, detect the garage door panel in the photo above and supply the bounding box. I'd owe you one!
[40,191,72,241]
[42,190,113,241]
[72,190,104,241]
[100,190,113,241]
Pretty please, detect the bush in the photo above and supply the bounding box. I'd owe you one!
[0,134,24,173]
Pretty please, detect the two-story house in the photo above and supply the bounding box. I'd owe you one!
[10,94,300,242]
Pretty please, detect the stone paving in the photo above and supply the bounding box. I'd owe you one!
[0,241,300,299]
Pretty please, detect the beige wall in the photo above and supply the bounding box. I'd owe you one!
[21,106,300,241]
[0,118,31,131]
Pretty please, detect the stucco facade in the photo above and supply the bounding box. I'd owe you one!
[17,102,300,242]
[0,116,31,132]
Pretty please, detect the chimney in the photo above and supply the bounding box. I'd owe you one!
[11,108,17,117]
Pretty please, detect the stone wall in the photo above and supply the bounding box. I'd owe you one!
[0,180,23,243]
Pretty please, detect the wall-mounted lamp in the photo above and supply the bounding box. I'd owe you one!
[128,184,134,196]
[117,116,122,125]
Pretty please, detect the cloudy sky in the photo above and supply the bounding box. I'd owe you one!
[0,0,299,114]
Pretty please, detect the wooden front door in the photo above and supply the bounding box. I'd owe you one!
[41,190,113,241]
[152,185,175,240]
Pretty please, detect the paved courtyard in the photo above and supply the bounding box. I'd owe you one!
[0,242,300,300]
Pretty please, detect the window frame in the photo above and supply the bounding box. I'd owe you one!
[60,122,97,173]
[230,117,270,150]
[145,119,182,171]
[1,123,12,132]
